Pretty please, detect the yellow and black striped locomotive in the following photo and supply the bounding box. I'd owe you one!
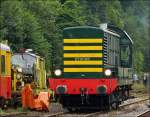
[49,24,133,110]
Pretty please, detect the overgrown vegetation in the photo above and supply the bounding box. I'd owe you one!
[132,82,147,92]
[0,0,149,75]
[131,82,149,98]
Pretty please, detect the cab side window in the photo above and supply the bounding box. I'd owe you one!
[121,46,130,61]
[120,45,132,67]
[1,55,5,74]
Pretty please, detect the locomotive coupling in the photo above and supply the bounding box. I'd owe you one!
[80,88,87,96]
[80,88,88,104]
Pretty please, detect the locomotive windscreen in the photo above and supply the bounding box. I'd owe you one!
[11,53,36,74]
[62,26,104,78]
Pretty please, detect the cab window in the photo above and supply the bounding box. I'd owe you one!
[121,46,130,61]
[121,45,131,67]
[1,55,5,74]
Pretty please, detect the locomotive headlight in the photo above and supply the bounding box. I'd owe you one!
[16,74,21,80]
[104,69,112,76]
[17,67,22,73]
[54,69,62,76]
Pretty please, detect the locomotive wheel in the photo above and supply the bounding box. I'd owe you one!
[5,99,9,105]
[111,101,119,110]
[67,107,76,112]
[1,99,8,109]
[3,103,8,109]
[108,93,119,110]
[107,104,112,111]
[0,97,5,107]
[4,99,10,109]
[124,90,129,100]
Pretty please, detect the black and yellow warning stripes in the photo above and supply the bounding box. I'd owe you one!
[63,38,103,73]
[64,60,103,65]
[64,38,103,43]
[64,53,102,58]
[64,46,103,50]
[64,68,103,72]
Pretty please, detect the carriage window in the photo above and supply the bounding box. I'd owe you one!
[1,55,6,74]
[121,45,130,67]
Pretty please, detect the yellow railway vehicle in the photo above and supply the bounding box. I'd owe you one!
[11,52,46,89]
[11,52,49,110]
[0,43,11,108]
[0,42,49,109]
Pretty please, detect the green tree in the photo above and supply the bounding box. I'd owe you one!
[0,0,149,73]
[134,51,144,74]
[0,0,50,69]
[120,0,150,74]
[22,0,61,69]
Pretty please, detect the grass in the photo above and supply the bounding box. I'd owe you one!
[132,82,146,91]
[0,108,5,115]
[132,81,149,96]
[0,106,30,115]
[10,107,24,112]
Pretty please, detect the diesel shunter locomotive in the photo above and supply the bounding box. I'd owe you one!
[49,24,133,110]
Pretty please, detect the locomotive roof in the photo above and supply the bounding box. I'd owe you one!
[13,52,44,60]
[63,25,133,45]
[107,25,133,45]
[64,26,120,37]
[0,43,10,51]
[123,31,133,44]
[64,26,100,30]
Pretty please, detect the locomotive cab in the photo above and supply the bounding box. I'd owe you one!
[120,34,133,68]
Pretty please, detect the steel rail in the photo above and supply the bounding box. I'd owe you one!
[120,98,149,108]
[81,98,149,117]
[84,111,104,117]
[0,112,27,117]
[1,98,148,117]
[43,112,66,117]
[136,110,150,117]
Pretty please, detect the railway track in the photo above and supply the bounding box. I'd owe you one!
[120,97,149,108]
[0,112,65,117]
[1,97,149,117]
[57,97,150,117]
[83,111,104,117]
[84,97,150,117]
[136,110,150,117]
[53,111,104,117]
[0,112,27,117]
[42,112,66,117]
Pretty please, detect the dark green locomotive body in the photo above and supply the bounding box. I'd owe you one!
[49,24,133,110]
[54,25,133,85]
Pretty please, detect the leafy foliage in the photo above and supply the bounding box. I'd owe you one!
[0,0,149,74]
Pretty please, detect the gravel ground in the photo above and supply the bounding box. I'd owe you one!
[1,96,149,117]
[97,100,150,117]
[20,103,64,117]
[116,101,149,117]
[58,102,149,117]
[0,103,64,117]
